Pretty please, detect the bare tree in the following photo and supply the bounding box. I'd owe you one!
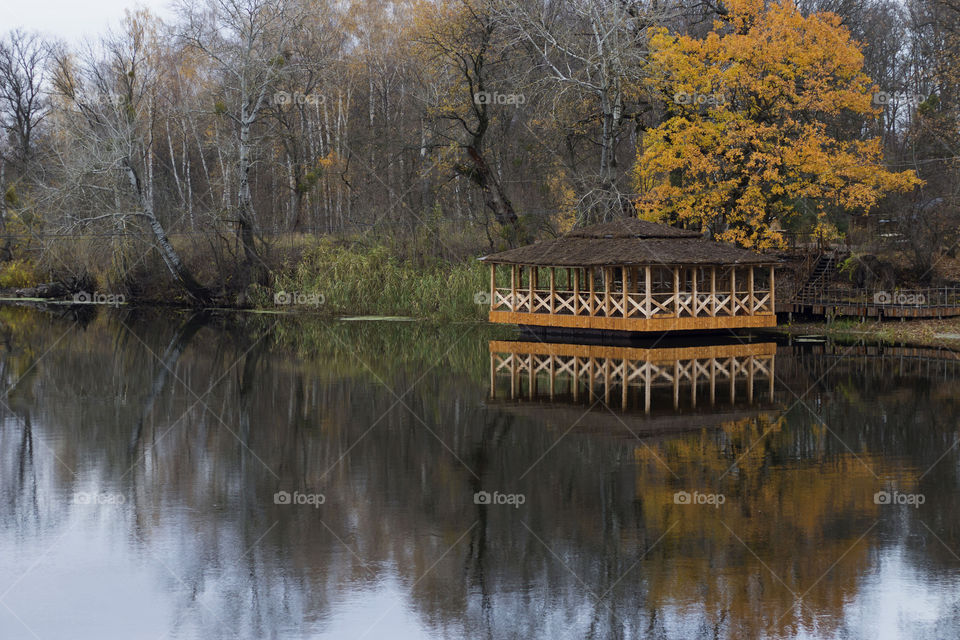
[414,0,532,245]
[0,29,48,165]
[178,0,310,284]
[47,13,209,301]
[0,29,50,258]
[497,0,656,224]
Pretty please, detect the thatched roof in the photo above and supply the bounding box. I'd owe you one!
[481,219,776,266]
[565,218,701,239]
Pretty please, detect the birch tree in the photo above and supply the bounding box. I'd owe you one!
[47,12,209,301]
[497,0,656,224]
[178,0,310,284]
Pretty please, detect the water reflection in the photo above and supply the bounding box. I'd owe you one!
[0,307,959,639]
[489,340,777,438]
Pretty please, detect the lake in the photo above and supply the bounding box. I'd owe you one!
[1,306,959,639]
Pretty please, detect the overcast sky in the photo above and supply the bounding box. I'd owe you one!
[7,0,176,44]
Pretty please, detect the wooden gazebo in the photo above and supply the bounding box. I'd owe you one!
[480,219,777,333]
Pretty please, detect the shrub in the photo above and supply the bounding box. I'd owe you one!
[0,259,42,289]
[267,240,487,321]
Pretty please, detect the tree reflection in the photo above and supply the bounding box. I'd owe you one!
[0,307,958,639]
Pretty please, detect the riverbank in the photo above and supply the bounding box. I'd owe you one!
[773,316,960,348]
[5,235,960,351]
[0,237,492,322]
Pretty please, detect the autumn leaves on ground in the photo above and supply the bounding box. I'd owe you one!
[0,0,954,330]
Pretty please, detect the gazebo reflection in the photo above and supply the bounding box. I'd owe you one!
[488,339,778,435]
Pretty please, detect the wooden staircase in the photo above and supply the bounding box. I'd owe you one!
[794,250,845,303]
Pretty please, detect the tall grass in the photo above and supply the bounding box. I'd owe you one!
[259,239,489,321]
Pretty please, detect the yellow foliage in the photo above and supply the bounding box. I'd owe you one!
[630,413,920,637]
[633,0,921,249]
[0,259,42,289]
[544,170,578,233]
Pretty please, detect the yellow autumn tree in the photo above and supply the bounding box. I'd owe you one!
[633,0,921,249]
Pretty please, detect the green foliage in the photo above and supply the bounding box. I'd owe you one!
[4,185,18,207]
[0,259,42,288]
[263,240,488,321]
[253,315,511,384]
[838,255,858,281]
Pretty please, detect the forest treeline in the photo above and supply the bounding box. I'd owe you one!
[0,0,957,306]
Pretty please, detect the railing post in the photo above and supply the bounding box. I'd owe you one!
[511,264,517,312]
[748,266,755,315]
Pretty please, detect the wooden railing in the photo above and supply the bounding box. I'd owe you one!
[792,287,960,308]
[492,288,774,318]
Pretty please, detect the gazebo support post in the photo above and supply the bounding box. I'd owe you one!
[489,263,495,309]
[692,267,698,317]
[673,266,680,317]
[769,264,776,313]
[530,266,537,313]
[587,267,597,315]
[549,268,556,314]
[622,266,629,318]
[604,268,612,316]
[710,266,717,317]
[573,268,580,314]
[645,265,652,318]
[731,267,737,316]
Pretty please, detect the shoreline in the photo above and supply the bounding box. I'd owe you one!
[3,295,960,351]
[770,317,960,349]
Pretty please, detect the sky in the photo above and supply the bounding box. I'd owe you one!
[6,0,176,44]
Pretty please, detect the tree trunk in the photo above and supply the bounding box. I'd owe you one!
[465,147,530,245]
[125,162,210,303]
[0,157,10,261]
[237,117,262,283]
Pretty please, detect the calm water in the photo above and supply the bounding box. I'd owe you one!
[1,306,960,639]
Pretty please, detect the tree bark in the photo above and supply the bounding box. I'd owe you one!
[464,147,530,246]
[125,161,210,303]
[237,116,262,283]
